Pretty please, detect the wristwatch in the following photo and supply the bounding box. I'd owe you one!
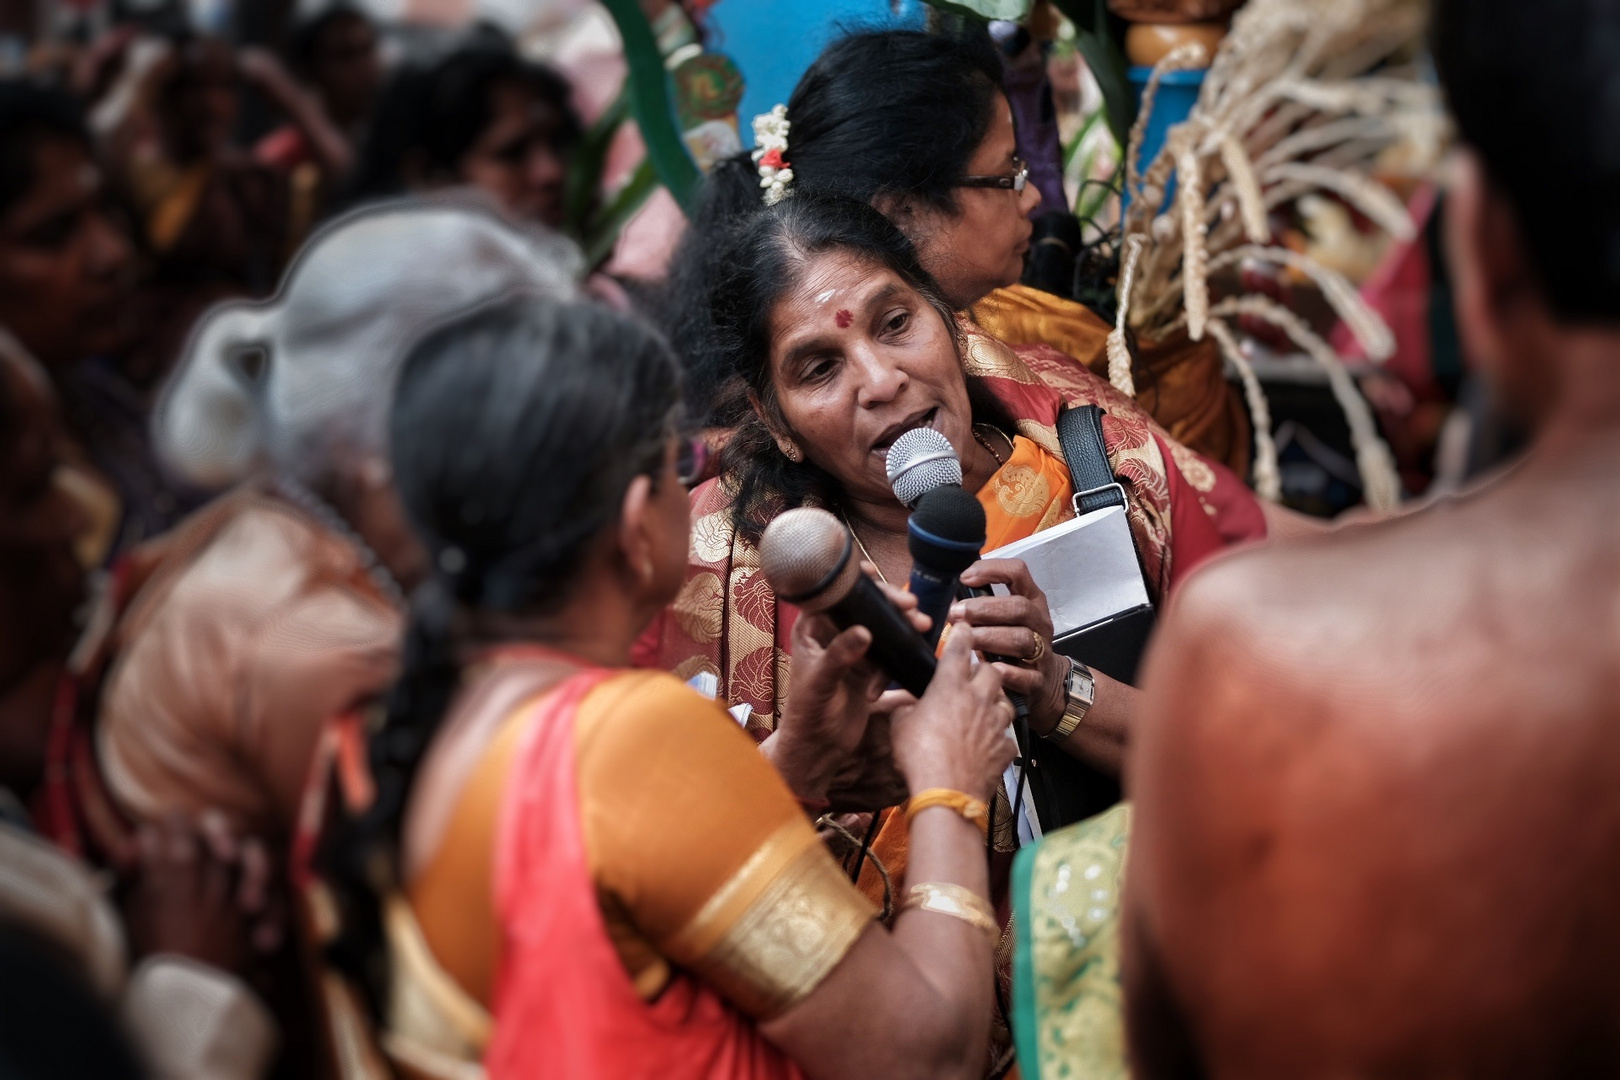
[1047,658,1096,743]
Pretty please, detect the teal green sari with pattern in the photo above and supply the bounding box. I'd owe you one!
[1011,803,1131,1080]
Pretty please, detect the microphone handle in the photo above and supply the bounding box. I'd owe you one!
[829,573,938,697]
[965,584,1055,832]
[907,562,959,649]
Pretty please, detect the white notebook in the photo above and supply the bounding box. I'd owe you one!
[982,504,1150,638]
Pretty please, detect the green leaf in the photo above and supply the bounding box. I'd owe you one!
[1049,0,1135,147]
[582,159,661,269]
[919,0,1033,19]
[564,90,630,233]
[598,0,702,211]
[1062,106,1103,169]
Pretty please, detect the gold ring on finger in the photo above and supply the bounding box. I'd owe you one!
[1023,631,1046,666]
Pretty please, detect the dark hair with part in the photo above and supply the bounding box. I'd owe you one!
[0,82,88,221]
[346,39,581,204]
[1432,0,1620,321]
[322,295,681,1005]
[683,193,1006,542]
[699,29,1003,225]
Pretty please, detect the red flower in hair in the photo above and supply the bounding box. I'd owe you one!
[759,148,787,170]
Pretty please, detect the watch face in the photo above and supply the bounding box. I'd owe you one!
[1067,663,1094,708]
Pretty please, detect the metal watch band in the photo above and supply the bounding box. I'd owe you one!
[1048,657,1096,742]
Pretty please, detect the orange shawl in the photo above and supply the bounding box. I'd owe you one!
[969,283,1253,477]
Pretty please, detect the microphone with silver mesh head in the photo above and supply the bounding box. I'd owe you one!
[760,507,937,696]
[886,427,962,509]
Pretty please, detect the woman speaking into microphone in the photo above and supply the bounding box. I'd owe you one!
[324,296,1015,1079]
[644,194,1259,802]
[639,194,1267,1070]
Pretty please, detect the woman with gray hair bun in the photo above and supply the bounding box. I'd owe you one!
[59,201,581,858]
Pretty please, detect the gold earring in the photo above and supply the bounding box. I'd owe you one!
[782,442,802,463]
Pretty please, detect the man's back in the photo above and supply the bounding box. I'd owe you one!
[1127,451,1620,1077]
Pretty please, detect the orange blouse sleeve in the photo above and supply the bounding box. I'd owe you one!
[575,671,875,1019]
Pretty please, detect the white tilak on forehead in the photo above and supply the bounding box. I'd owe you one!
[814,288,836,304]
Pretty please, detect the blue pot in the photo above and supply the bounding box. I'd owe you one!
[1122,66,1207,215]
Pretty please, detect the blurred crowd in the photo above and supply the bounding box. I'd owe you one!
[3,0,1619,1077]
[0,8,649,1074]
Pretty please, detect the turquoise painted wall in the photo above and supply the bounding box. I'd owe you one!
[702,0,927,147]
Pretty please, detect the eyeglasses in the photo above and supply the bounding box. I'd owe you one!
[675,435,710,487]
[956,157,1029,193]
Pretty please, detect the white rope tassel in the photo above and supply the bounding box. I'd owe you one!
[1207,318,1281,501]
[1108,235,1146,396]
[1217,132,1270,243]
[1212,295,1401,511]
[1178,142,1210,341]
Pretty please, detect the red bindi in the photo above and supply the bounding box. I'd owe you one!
[835,309,853,328]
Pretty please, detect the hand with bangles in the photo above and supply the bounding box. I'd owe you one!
[888,627,1017,805]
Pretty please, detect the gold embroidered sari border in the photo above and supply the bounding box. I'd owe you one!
[667,819,876,1019]
[667,818,819,958]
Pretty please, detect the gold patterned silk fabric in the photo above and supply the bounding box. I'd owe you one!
[1011,804,1132,1080]
[979,435,1078,552]
[667,818,877,1019]
[969,284,1251,476]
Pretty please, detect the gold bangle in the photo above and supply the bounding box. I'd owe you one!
[905,788,989,837]
[902,883,999,945]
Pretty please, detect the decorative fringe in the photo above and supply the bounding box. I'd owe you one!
[1207,318,1281,501]
[1124,43,1209,205]
[1211,295,1401,510]
[1209,245,1395,361]
[1178,140,1210,341]
[1108,236,1146,396]
[1218,132,1270,243]
[1264,162,1416,240]
[1106,0,1437,509]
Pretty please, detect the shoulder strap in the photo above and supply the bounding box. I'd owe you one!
[1056,405,1126,516]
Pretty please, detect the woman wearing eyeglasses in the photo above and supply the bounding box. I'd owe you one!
[664,29,1252,476]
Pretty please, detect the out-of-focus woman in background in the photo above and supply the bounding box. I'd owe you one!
[348,39,581,231]
[45,203,579,859]
[323,296,1016,1080]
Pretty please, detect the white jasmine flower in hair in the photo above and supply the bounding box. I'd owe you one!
[751,104,793,206]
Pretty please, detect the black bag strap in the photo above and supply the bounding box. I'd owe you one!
[1056,404,1127,516]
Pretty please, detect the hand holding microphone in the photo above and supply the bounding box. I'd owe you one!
[760,507,938,697]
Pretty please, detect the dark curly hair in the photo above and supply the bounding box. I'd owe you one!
[346,36,581,206]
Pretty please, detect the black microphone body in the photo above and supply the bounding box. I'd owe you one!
[827,572,937,697]
[759,507,938,697]
[907,486,987,647]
